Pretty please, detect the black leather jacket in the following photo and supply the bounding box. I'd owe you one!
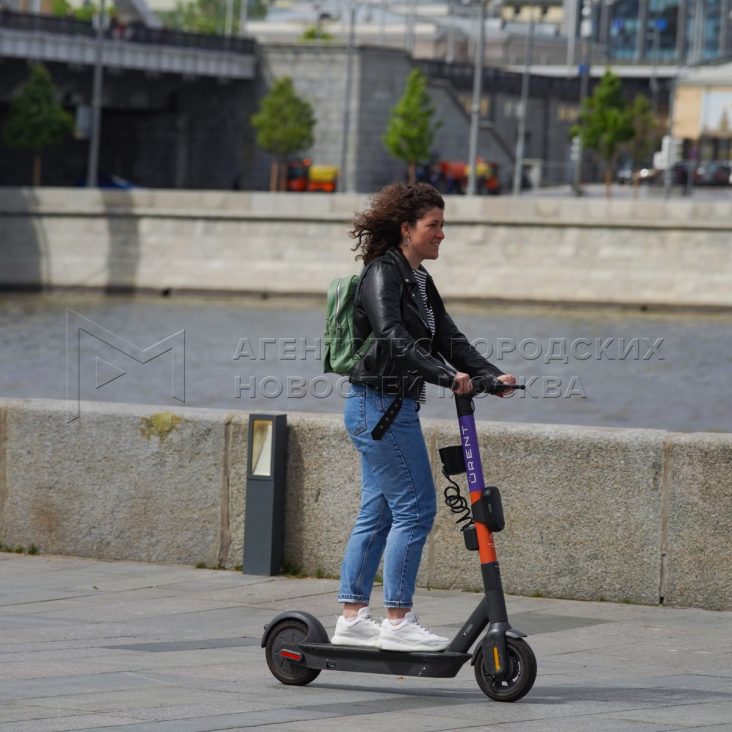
[349,247,504,400]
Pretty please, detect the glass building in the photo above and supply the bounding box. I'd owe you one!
[585,0,732,63]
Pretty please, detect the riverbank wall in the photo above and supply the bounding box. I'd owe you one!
[2,188,732,309]
[1,398,729,610]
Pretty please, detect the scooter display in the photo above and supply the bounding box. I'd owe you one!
[262,376,536,702]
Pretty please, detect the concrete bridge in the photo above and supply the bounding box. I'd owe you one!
[0,10,256,80]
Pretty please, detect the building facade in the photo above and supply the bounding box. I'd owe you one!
[580,0,732,64]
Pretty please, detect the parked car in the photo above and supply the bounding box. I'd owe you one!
[616,167,657,185]
[693,162,732,186]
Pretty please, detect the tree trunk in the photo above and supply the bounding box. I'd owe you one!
[269,160,279,192]
[604,166,613,198]
[407,162,416,185]
[33,154,42,187]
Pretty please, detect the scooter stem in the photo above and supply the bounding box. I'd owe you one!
[455,393,511,680]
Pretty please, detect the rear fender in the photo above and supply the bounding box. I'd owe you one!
[261,611,329,648]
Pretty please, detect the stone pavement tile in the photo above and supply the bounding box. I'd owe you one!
[522,681,731,709]
[0,557,194,593]
[0,647,252,682]
[0,561,270,610]
[0,646,143,667]
[113,699,317,723]
[0,713,144,732]
[155,662,281,684]
[0,672,174,703]
[277,711,678,732]
[78,707,335,732]
[223,578,340,606]
[27,686,250,715]
[2,556,731,732]
[0,703,89,725]
[611,701,732,727]
[5,595,247,623]
[150,576,279,597]
[74,651,258,679]
[432,715,677,732]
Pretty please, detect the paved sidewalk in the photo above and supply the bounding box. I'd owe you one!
[0,554,730,732]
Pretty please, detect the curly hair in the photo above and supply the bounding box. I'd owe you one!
[350,183,444,264]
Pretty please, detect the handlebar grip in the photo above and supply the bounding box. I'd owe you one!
[470,376,525,395]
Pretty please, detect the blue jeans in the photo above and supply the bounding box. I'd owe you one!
[338,384,437,609]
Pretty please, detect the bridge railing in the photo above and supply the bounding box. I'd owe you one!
[0,10,255,54]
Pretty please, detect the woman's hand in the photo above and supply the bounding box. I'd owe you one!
[495,373,517,398]
[451,372,473,396]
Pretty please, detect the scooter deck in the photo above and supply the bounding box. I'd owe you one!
[296,642,471,678]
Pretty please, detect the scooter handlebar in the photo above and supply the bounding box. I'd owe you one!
[469,376,526,395]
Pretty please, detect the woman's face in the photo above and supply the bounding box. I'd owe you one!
[401,207,445,265]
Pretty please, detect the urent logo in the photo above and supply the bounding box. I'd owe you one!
[66,309,185,422]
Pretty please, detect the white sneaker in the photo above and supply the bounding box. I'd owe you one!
[331,607,381,648]
[379,612,450,652]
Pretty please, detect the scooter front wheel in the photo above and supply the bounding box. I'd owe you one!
[265,620,321,686]
[474,637,537,702]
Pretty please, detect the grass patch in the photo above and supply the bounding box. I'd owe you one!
[0,540,41,556]
[282,561,305,578]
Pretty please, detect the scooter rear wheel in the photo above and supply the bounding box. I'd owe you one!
[265,620,321,686]
[474,637,537,702]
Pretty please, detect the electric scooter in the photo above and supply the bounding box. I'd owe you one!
[262,377,536,703]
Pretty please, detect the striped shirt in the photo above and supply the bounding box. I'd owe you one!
[412,267,435,402]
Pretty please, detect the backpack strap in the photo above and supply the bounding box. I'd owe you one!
[370,394,404,440]
[358,252,409,440]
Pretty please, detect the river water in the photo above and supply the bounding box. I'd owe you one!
[1,291,730,433]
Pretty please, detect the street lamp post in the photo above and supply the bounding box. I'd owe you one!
[512,9,536,196]
[663,75,677,199]
[466,0,486,196]
[86,0,106,189]
[446,0,456,62]
[650,16,663,116]
[404,0,417,54]
[238,0,249,36]
[225,0,235,36]
[379,0,386,45]
[572,0,592,196]
[339,0,357,193]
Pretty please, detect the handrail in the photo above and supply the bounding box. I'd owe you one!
[0,10,255,54]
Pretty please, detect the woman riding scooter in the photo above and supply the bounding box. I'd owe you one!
[332,182,516,651]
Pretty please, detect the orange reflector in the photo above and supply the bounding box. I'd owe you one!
[492,646,500,670]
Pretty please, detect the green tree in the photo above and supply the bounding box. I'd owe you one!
[51,0,110,22]
[626,94,662,186]
[51,0,74,16]
[300,25,335,42]
[572,70,635,197]
[159,0,269,35]
[2,64,73,187]
[251,77,316,191]
[383,69,440,184]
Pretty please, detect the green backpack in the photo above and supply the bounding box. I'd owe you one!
[323,274,373,374]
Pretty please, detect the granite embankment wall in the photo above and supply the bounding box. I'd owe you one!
[2,189,732,308]
[0,399,729,611]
